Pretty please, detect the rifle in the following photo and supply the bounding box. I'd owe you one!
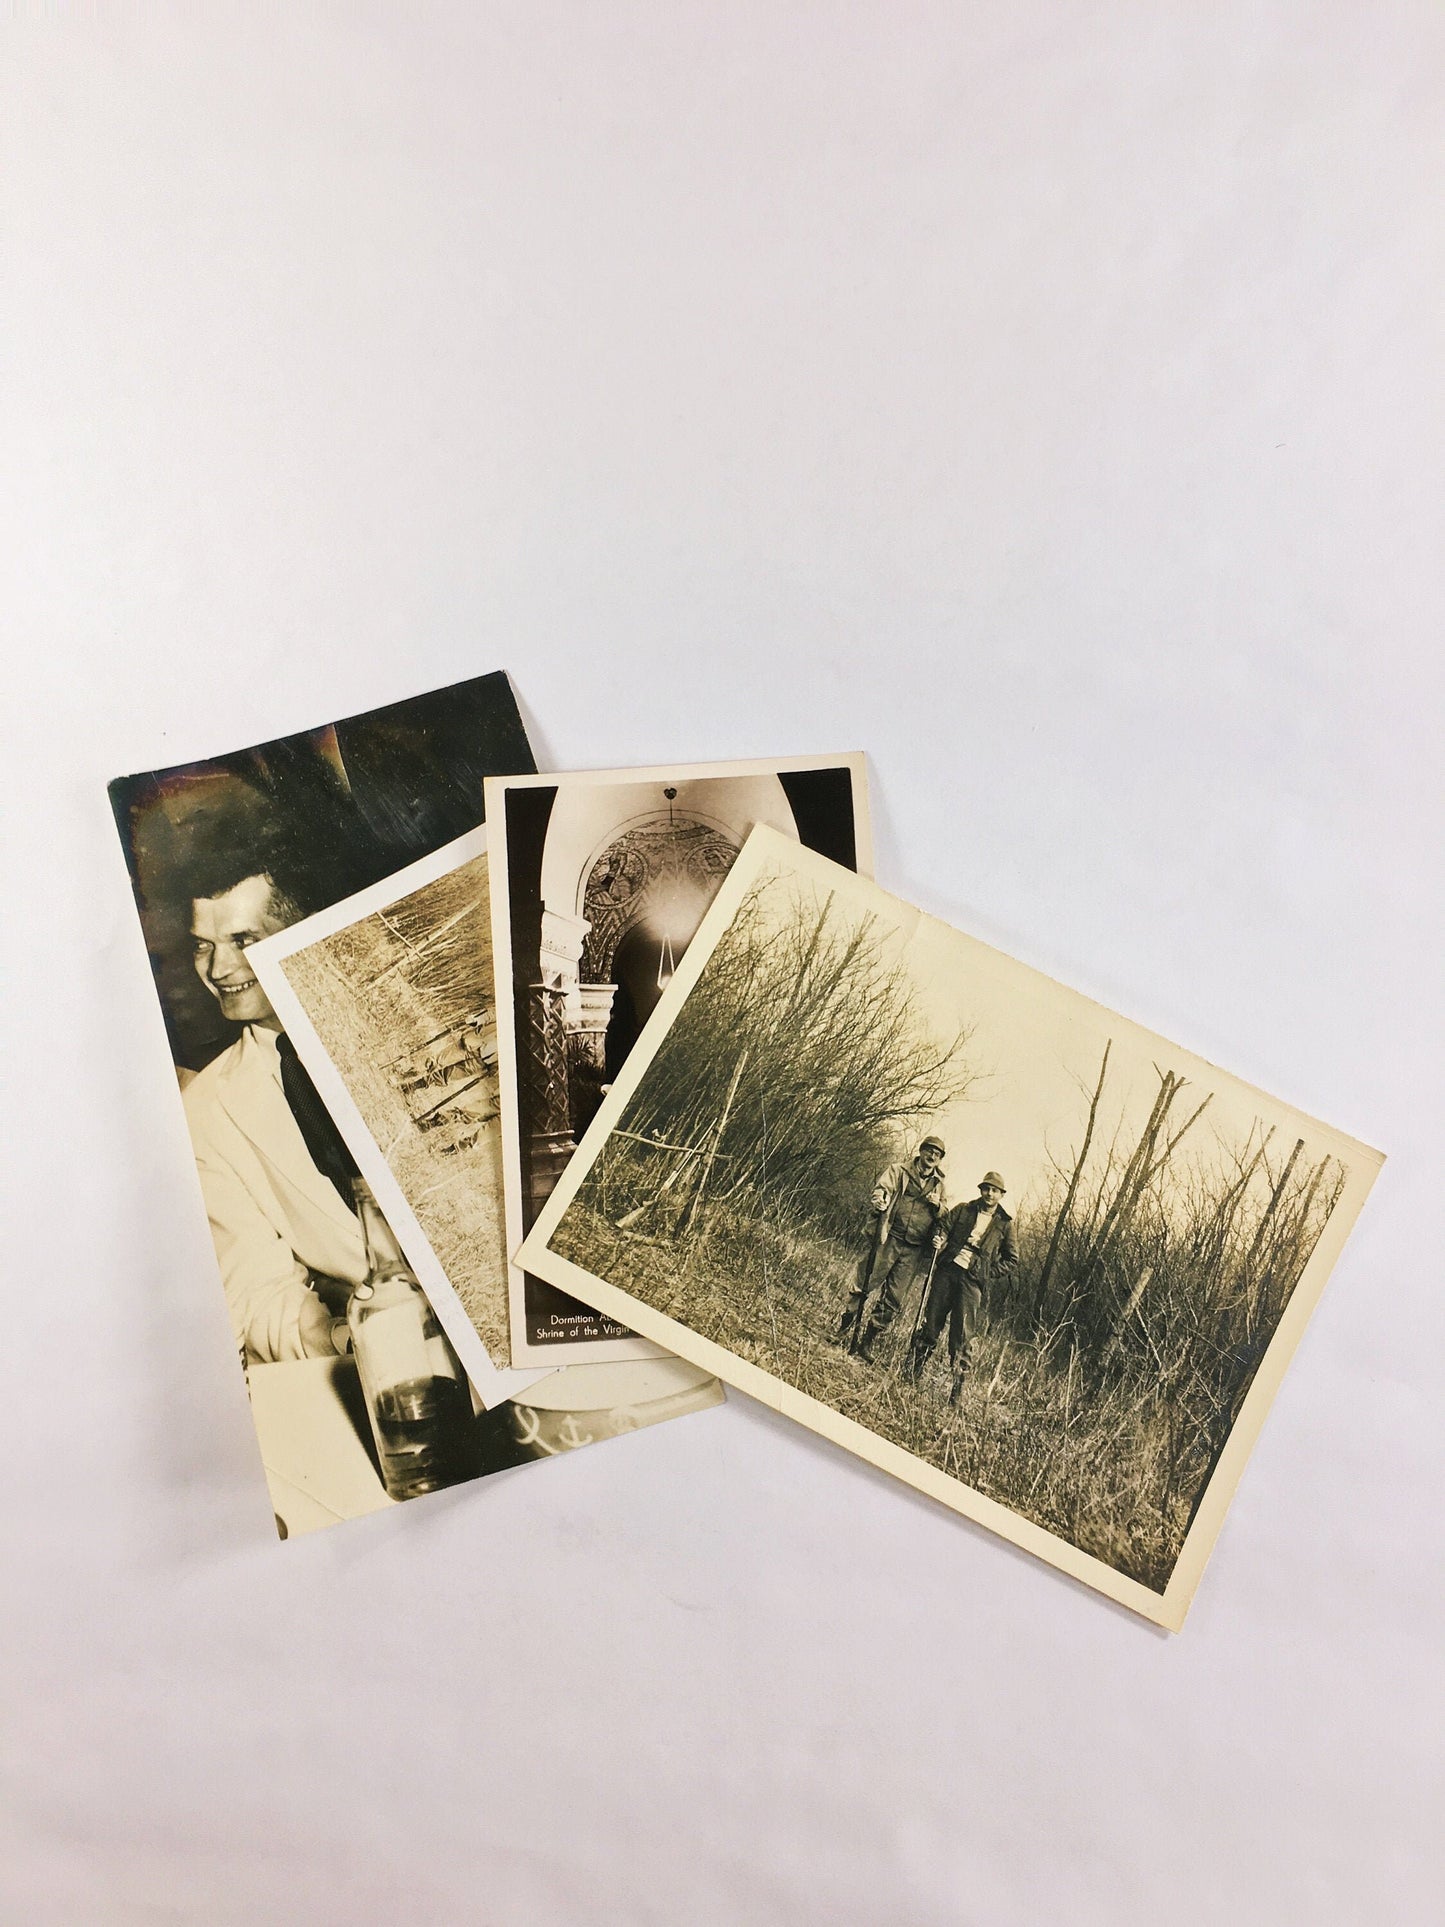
[848,1213,887,1354]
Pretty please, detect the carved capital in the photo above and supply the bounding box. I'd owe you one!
[538,905,591,988]
[569,981,618,1037]
[566,982,618,1138]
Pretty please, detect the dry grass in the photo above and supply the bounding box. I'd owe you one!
[279,866,510,1361]
[545,876,1342,1593]
[553,1198,1194,1592]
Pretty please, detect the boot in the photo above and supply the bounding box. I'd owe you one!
[904,1339,928,1383]
[947,1355,968,1407]
[856,1322,881,1363]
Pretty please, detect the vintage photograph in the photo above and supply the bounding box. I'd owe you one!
[487,757,872,1366]
[109,673,720,1535]
[253,829,516,1378]
[250,829,723,1416]
[519,829,1384,1627]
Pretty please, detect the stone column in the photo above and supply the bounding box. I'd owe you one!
[538,906,590,1022]
[521,982,576,1213]
[566,982,618,1138]
[520,906,592,1214]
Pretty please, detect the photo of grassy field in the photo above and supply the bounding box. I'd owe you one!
[550,859,1351,1594]
[278,850,512,1363]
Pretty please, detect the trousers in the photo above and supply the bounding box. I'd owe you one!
[846,1238,927,1336]
[916,1263,985,1367]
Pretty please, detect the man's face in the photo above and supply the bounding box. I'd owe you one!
[190,874,290,1029]
[978,1182,1003,1206]
[917,1144,943,1175]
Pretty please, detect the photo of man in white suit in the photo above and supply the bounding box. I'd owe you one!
[110,683,728,1531]
[182,858,369,1364]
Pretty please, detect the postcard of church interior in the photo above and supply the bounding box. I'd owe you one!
[484,756,872,1366]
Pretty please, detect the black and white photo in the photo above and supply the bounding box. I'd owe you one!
[486,757,872,1366]
[109,673,722,1533]
[520,829,1385,1628]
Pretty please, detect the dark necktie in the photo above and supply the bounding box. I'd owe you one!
[275,1031,361,1208]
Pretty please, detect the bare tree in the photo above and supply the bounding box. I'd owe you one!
[584,869,974,1240]
[1034,1038,1111,1319]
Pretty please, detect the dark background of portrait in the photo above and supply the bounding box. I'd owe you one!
[109,671,535,1072]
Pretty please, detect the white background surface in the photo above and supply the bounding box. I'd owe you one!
[2,6,1440,1921]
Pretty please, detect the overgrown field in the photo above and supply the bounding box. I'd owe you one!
[548,867,1345,1592]
[279,855,510,1361]
[556,1198,1219,1593]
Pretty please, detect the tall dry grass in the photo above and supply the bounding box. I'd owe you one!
[550,868,1347,1592]
[555,1111,1343,1594]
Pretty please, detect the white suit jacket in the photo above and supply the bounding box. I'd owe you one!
[182,1024,369,1363]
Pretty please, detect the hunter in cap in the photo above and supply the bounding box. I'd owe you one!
[908,1170,1017,1402]
[839,1135,948,1361]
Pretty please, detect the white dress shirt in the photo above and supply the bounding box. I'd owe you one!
[182,1024,369,1362]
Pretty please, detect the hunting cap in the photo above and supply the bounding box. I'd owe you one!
[980,1170,1006,1192]
[919,1135,946,1156]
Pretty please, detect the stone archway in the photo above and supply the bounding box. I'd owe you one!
[580,812,740,983]
[559,811,740,1137]
[522,776,793,1204]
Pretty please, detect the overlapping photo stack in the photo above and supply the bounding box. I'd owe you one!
[112,670,1381,1625]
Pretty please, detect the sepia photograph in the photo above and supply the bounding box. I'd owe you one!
[252,828,518,1382]
[487,756,872,1366]
[108,673,721,1535]
[250,829,724,1417]
[107,672,542,1532]
[520,828,1385,1628]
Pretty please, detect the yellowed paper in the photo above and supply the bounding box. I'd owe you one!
[519,827,1384,1630]
[486,755,873,1368]
[250,830,724,1434]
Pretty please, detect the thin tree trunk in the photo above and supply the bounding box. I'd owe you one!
[367,901,476,984]
[1197,1124,1275,1280]
[676,1049,749,1236]
[1243,1137,1305,1277]
[1278,1153,1332,1294]
[1035,1039,1111,1318]
[1082,1071,1177,1282]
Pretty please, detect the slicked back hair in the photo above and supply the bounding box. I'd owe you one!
[177,819,308,931]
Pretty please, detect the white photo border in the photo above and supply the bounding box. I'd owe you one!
[518,825,1385,1631]
[487,754,873,1367]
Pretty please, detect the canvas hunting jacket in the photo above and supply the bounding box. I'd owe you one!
[869,1159,946,1247]
[938,1196,1018,1284]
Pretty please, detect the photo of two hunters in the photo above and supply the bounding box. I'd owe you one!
[838,1140,1018,1401]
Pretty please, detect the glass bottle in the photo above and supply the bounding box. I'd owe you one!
[348,1179,476,1501]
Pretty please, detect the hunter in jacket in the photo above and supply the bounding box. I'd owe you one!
[838,1135,947,1360]
[908,1171,1017,1401]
